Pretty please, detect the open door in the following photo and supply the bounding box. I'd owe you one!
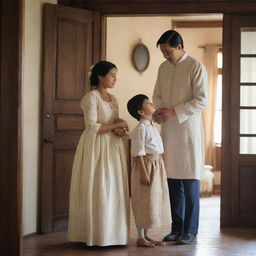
[40,4,101,233]
[221,14,256,228]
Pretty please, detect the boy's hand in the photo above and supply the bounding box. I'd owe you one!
[140,171,151,186]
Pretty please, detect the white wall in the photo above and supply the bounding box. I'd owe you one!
[106,17,222,131]
[176,27,222,63]
[22,0,57,236]
[106,17,173,130]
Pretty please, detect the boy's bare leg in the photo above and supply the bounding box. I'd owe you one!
[145,228,166,246]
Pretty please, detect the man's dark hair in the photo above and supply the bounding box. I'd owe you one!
[156,30,184,49]
[127,94,149,121]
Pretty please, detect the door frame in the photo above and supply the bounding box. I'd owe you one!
[3,1,256,256]
[101,13,230,227]
[0,0,23,255]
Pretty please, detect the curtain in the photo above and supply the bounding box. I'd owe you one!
[202,45,219,168]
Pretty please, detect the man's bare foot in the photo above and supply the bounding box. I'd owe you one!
[145,236,166,246]
[136,238,155,247]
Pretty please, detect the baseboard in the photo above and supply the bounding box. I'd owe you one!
[23,232,38,239]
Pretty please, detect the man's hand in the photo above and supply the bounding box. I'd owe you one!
[153,108,176,124]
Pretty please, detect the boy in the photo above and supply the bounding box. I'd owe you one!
[127,94,171,247]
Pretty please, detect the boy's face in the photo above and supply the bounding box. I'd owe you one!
[139,99,155,117]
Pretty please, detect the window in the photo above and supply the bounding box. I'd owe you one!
[214,51,222,145]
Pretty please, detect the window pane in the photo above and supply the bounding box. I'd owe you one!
[240,86,256,107]
[240,137,256,154]
[241,28,256,54]
[240,58,256,83]
[216,75,222,110]
[217,52,222,68]
[240,110,256,134]
[214,110,222,144]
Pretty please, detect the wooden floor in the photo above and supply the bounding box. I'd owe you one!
[23,196,256,256]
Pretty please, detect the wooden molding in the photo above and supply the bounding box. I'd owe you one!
[58,1,256,14]
[172,20,222,28]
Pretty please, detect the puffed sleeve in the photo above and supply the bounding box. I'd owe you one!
[152,67,162,109]
[80,91,102,134]
[130,125,146,157]
[175,61,208,124]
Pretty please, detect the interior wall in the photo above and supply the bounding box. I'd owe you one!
[106,16,172,130]
[107,17,222,131]
[22,14,222,235]
[22,0,57,236]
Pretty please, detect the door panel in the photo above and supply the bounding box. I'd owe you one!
[229,15,256,227]
[41,4,100,233]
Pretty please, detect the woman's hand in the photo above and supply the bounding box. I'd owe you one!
[114,118,128,129]
[113,127,126,137]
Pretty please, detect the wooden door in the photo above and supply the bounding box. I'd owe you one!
[222,14,256,228]
[40,4,100,233]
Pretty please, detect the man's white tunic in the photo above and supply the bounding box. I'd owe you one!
[153,53,208,180]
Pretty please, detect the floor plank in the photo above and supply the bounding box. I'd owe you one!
[23,196,256,256]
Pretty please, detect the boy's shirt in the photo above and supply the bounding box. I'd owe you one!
[131,118,164,157]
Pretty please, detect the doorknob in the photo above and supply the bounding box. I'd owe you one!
[45,113,50,118]
[43,139,53,144]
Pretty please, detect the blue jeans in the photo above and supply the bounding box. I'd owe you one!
[167,178,200,235]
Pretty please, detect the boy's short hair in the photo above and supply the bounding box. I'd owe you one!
[127,94,149,121]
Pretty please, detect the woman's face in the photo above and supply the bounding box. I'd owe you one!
[160,43,183,63]
[99,67,117,89]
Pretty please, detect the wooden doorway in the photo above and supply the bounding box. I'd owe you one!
[3,1,256,256]
[224,14,256,227]
[40,4,101,233]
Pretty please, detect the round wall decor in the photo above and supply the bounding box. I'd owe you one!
[132,43,150,72]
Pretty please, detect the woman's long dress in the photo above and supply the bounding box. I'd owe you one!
[68,90,130,246]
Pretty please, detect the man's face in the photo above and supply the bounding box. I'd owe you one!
[160,43,183,63]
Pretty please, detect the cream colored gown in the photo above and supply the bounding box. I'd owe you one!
[68,90,130,246]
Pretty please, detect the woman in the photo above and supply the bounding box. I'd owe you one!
[68,61,130,246]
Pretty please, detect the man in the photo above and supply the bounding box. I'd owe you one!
[153,30,208,244]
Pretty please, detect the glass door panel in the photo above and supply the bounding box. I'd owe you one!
[240,137,256,154]
[240,110,256,134]
[240,86,256,106]
[241,28,256,54]
[240,58,256,82]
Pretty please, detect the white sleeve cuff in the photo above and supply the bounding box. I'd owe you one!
[175,104,189,124]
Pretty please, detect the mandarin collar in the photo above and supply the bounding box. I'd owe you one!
[168,52,188,65]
